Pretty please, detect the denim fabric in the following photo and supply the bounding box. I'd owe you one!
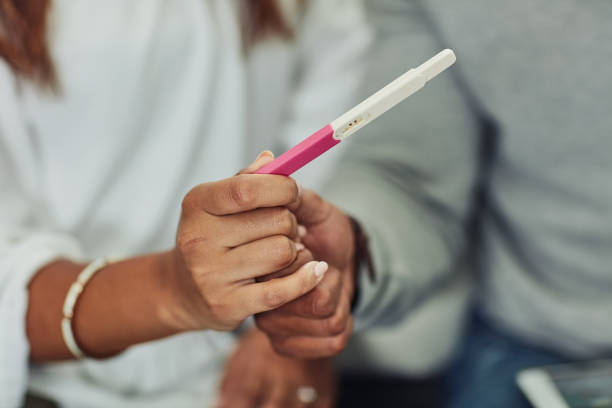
[445,312,566,408]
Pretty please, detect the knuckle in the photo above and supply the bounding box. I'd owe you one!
[176,233,207,254]
[287,178,300,202]
[254,313,273,331]
[274,208,296,236]
[240,378,260,396]
[263,286,288,309]
[270,338,294,357]
[312,287,335,318]
[299,249,315,264]
[295,293,314,316]
[326,308,348,335]
[267,236,295,268]
[329,332,350,355]
[205,295,241,329]
[229,176,255,208]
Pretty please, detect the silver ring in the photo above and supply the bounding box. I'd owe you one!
[296,386,318,404]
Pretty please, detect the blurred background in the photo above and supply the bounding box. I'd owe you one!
[1,0,611,407]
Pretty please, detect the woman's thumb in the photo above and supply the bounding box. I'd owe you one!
[236,150,275,175]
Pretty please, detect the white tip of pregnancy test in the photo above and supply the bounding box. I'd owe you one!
[414,49,456,82]
[330,49,456,141]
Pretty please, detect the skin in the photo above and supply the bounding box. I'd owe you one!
[217,328,337,408]
[26,152,329,361]
[216,189,359,404]
[255,189,357,358]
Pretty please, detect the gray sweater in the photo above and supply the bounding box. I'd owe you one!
[324,0,612,358]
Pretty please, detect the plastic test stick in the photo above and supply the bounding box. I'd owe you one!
[255,49,457,176]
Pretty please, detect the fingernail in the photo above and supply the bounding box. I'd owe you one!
[258,150,274,159]
[298,225,307,238]
[295,242,305,251]
[314,261,328,278]
[297,182,303,197]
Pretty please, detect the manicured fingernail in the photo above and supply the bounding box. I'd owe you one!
[314,261,328,278]
[298,225,307,238]
[295,242,305,251]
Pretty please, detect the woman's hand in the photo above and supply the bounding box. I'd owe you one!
[217,329,337,408]
[166,153,329,332]
[26,153,329,361]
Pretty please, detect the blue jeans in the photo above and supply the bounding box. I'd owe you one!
[445,312,566,408]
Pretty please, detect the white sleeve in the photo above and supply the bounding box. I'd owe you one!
[0,62,83,408]
[279,0,374,188]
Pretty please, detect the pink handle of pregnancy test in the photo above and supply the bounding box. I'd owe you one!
[255,125,339,176]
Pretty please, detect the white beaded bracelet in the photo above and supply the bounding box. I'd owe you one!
[61,257,109,358]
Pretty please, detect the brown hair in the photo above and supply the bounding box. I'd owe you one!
[0,0,56,89]
[240,0,294,50]
[0,0,295,89]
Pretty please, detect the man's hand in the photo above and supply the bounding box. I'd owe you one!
[217,329,337,408]
[255,189,356,358]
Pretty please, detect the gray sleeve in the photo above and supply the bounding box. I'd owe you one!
[321,0,480,330]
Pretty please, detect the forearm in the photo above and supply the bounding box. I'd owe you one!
[323,162,470,329]
[26,250,198,362]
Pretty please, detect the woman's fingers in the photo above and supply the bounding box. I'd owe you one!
[270,266,343,318]
[257,249,315,282]
[238,261,329,315]
[184,174,300,216]
[217,207,299,247]
[237,150,275,175]
[226,235,303,281]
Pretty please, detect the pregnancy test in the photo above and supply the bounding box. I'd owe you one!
[255,49,456,176]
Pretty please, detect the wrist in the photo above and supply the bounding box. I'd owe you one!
[156,249,208,332]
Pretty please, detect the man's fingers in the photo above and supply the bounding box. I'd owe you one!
[261,384,291,408]
[256,290,351,337]
[287,189,332,227]
[274,266,343,318]
[238,261,329,315]
[315,395,336,408]
[218,363,259,408]
[217,207,299,247]
[270,317,353,359]
[183,174,300,216]
[223,382,261,408]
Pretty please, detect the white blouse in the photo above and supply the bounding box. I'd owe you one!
[0,0,372,406]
